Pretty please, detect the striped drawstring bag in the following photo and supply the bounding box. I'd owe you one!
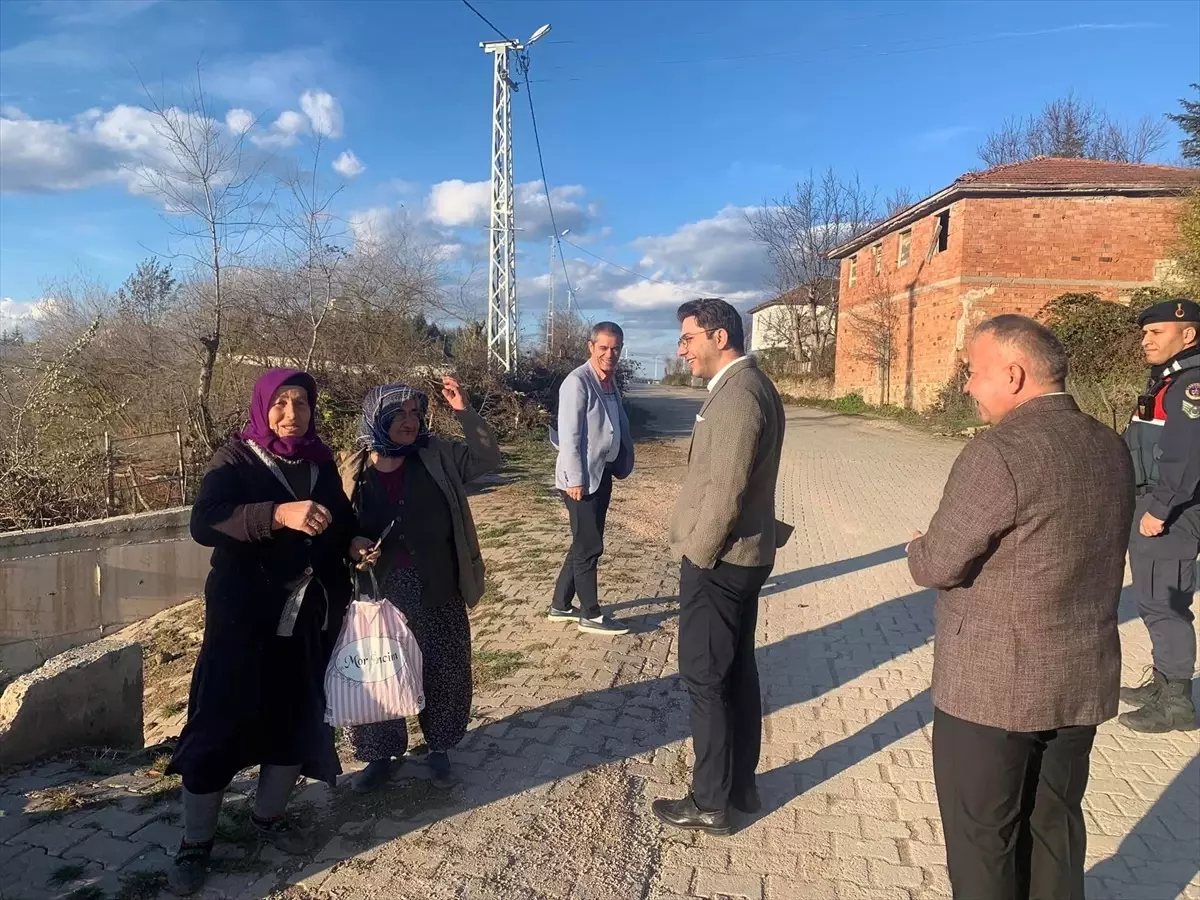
[324,569,425,727]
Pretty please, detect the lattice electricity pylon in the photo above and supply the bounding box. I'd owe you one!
[482,40,520,372]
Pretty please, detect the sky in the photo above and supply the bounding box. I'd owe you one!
[1,0,1198,366]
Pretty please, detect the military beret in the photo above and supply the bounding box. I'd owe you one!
[1137,298,1200,327]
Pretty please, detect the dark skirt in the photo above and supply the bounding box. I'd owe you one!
[168,581,340,794]
[346,567,473,761]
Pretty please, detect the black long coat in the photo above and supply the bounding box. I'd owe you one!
[168,439,356,793]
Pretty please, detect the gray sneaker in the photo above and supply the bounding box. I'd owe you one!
[547,605,577,623]
[578,614,629,636]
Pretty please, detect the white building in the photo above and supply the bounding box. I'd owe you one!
[748,283,837,363]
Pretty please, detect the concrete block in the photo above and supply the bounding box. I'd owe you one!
[0,638,143,768]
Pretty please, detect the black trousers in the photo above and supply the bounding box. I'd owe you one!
[932,707,1096,900]
[1129,548,1197,681]
[552,468,613,618]
[678,557,772,811]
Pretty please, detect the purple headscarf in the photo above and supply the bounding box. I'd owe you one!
[239,368,333,463]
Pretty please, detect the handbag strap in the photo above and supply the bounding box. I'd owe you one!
[246,440,317,498]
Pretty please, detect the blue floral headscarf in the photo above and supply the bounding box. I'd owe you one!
[357,383,431,457]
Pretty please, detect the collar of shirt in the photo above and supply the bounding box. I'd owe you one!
[708,355,748,393]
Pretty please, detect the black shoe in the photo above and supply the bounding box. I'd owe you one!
[651,794,731,835]
[1121,667,1166,707]
[1119,679,1198,733]
[578,614,630,636]
[428,751,457,789]
[351,758,394,794]
[547,605,577,623]
[730,785,761,814]
[167,840,212,896]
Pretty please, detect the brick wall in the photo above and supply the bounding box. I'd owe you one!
[834,193,1186,409]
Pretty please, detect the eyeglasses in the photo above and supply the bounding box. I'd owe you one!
[677,329,717,349]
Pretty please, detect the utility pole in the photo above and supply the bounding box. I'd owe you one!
[546,227,569,360]
[546,233,555,359]
[482,39,517,372]
[481,23,552,373]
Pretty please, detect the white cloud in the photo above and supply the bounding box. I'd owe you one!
[426,179,492,228]
[225,108,254,135]
[300,90,343,139]
[205,48,340,110]
[609,205,768,310]
[423,179,600,239]
[0,296,53,333]
[332,149,365,178]
[0,102,243,195]
[251,109,308,148]
[0,110,118,192]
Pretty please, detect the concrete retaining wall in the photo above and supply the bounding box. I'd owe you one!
[0,508,207,680]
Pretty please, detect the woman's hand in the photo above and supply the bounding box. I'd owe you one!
[441,375,468,412]
[349,535,382,568]
[272,501,332,536]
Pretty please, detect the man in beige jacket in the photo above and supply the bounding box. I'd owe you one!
[652,298,787,836]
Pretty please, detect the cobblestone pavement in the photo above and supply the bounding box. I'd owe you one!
[1,386,1196,900]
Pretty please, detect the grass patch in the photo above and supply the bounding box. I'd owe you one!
[135,775,182,812]
[146,753,172,777]
[158,699,187,718]
[48,864,87,887]
[671,744,690,785]
[779,390,981,435]
[115,870,167,900]
[40,786,86,814]
[472,649,529,690]
[215,810,261,851]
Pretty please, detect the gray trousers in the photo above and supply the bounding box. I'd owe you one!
[1130,550,1198,681]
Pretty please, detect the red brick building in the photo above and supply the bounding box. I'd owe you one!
[828,157,1200,409]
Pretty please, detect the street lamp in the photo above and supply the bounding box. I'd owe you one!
[528,24,552,44]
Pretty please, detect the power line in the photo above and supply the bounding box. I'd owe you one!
[561,238,692,296]
[460,0,512,43]
[529,23,1157,85]
[516,54,576,305]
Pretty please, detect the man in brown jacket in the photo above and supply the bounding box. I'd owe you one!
[652,297,787,836]
[907,315,1134,900]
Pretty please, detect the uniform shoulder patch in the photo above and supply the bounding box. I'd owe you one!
[1187,382,1200,401]
[1184,399,1200,420]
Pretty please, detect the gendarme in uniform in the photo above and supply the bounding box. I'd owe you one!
[1120,298,1200,733]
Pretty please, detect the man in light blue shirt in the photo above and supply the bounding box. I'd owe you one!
[550,322,635,635]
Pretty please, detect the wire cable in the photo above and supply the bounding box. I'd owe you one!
[460,0,512,43]
[516,54,578,307]
[561,238,692,296]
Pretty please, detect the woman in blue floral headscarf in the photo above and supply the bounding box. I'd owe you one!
[338,376,501,792]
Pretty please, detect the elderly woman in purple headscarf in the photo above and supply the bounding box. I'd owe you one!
[166,369,373,896]
[338,375,501,793]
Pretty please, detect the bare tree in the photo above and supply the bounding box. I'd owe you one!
[847,279,902,405]
[884,187,916,218]
[267,137,350,370]
[979,92,1168,167]
[134,68,273,451]
[747,169,878,370]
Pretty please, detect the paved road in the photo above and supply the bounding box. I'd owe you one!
[627,383,705,439]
